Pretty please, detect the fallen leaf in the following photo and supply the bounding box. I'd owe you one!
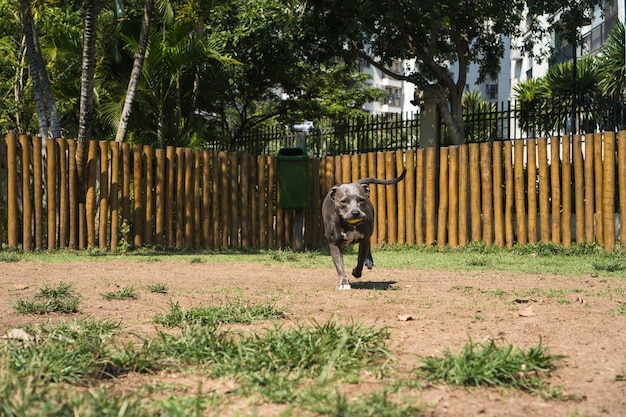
[513,298,536,304]
[13,284,29,290]
[576,296,585,304]
[397,314,414,322]
[1,329,33,342]
[516,306,535,317]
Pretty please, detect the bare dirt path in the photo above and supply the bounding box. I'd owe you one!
[1,259,625,416]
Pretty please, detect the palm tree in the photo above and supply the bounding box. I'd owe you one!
[114,0,154,143]
[19,0,61,139]
[76,0,98,191]
[598,20,625,97]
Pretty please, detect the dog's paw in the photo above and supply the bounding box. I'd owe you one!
[337,283,352,290]
[351,268,362,278]
[364,259,374,270]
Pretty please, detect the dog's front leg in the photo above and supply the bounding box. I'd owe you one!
[352,240,371,278]
[329,242,351,290]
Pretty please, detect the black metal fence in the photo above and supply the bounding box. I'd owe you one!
[225,113,419,157]
[460,94,626,144]
[208,95,626,156]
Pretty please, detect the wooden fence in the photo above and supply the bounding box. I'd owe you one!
[1,131,626,252]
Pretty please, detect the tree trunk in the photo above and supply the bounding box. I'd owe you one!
[19,0,48,139]
[76,0,98,196]
[115,0,154,143]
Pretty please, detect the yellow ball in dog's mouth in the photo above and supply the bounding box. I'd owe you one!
[347,218,362,225]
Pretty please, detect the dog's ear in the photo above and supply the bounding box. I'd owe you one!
[362,184,371,196]
[329,186,338,201]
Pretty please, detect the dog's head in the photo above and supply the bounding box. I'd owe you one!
[328,183,371,225]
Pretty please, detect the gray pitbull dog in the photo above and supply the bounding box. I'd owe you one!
[322,170,406,290]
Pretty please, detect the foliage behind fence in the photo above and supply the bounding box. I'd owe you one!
[2,130,626,252]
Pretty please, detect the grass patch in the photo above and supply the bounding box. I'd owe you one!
[13,282,80,314]
[101,286,139,301]
[415,338,564,392]
[0,317,394,415]
[147,283,168,294]
[0,251,22,262]
[152,301,285,327]
[300,389,423,416]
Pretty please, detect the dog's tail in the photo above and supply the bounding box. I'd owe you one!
[356,169,406,185]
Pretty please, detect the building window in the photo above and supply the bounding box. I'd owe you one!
[385,87,401,107]
[485,84,498,100]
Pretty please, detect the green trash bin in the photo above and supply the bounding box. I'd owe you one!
[276,147,310,209]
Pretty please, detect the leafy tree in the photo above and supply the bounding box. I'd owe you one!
[304,0,606,144]
[207,0,383,145]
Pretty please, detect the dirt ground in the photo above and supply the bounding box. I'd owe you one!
[1,257,625,417]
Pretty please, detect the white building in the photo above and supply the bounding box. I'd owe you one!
[360,59,417,115]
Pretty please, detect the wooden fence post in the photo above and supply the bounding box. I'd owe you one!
[86,140,98,249]
[155,148,166,246]
[572,134,585,244]
[367,153,378,245]
[121,142,131,248]
[55,139,67,248]
[32,137,44,249]
[458,145,468,246]
[415,149,424,245]
[144,145,154,246]
[448,146,458,247]
[593,132,604,244]
[561,135,572,248]
[110,142,120,251]
[619,131,626,248]
[405,149,416,245]
[514,140,527,245]
[424,147,437,246]
[184,148,193,249]
[396,150,406,245]
[550,137,561,244]
[20,135,32,251]
[504,141,514,248]
[479,142,493,246]
[6,133,18,248]
[492,141,504,247]
[603,132,615,251]
[468,143,481,243]
[437,147,449,248]
[386,152,398,245]
[176,147,186,248]
[584,134,595,243]
[376,152,386,246]
[47,138,58,250]
[99,141,109,249]
[165,146,175,247]
[527,139,538,243]
[133,144,144,249]
[537,138,550,243]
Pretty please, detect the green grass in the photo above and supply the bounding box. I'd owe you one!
[10,242,626,279]
[152,301,285,327]
[13,282,81,314]
[147,283,168,294]
[415,338,564,393]
[101,286,139,300]
[3,244,618,415]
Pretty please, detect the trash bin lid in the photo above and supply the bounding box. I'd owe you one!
[277,147,307,158]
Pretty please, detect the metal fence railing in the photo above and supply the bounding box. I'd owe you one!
[202,95,626,155]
